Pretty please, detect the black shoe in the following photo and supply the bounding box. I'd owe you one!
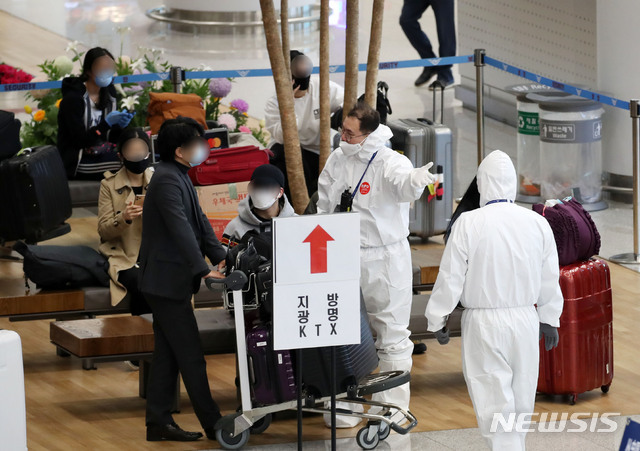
[415,67,437,87]
[429,77,454,91]
[146,423,203,442]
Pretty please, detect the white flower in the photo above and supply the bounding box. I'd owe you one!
[130,58,145,73]
[115,85,127,97]
[259,119,266,128]
[65,40,79,53]
[121,96,139,110]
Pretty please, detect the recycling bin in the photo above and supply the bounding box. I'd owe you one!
[527,94,606,211]
[506,84,568,203]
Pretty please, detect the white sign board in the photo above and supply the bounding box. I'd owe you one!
[272,213,361,350]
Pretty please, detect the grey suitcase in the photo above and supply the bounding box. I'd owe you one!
[388,88,453,238]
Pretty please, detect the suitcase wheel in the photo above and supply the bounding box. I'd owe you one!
[601,384,611,394]
[569,394,577,405]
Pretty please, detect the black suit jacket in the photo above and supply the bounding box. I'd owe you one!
[138,161,227,300]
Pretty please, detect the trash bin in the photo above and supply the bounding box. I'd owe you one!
[527,94,607,211]
[506,84,568,203]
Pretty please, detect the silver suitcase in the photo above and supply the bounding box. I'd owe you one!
[388,87,453,238]
[0,330,28,450]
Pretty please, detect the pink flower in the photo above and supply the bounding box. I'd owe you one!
[217,113,237,131]
[230,98,249,113]
[238,125,251,134]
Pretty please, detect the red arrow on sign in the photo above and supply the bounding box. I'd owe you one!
[303,225,335,274]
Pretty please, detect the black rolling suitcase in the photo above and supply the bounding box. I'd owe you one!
[0,110,21,161]
[388,84,453,238]
[0,146,72,243]
[301,296,378,400]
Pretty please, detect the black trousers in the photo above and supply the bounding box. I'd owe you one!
[144,293,221,429]
[270,143,319,199]
[117,266,152,316]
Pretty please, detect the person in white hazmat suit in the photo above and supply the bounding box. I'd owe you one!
[425,150,564,450]
[317,101,436,427]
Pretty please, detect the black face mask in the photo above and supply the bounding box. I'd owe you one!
[122,157,150,174]
[293,75,311,91]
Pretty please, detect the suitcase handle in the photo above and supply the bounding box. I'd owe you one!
[417,118,435,126]
[431,80,445,124]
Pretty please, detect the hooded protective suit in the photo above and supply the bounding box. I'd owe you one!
[317,124,429,423]
[222,194,295,246]
[425,150,564,450]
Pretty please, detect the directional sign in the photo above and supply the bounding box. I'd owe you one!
[272,213,361,350]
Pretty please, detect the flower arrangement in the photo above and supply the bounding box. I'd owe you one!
[18,42,269,148]
[0,63,34,84]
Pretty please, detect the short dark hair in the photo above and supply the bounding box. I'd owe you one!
[157,117,204,162]
[117,128,150,154]
[346,101,380,134]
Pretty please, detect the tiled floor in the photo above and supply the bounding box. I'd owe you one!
[241,414,640,450]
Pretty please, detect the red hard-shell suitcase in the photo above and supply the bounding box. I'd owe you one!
[188,146,270,186]
[537,259,613,404]
[246,325,296,406]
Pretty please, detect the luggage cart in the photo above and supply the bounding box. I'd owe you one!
[206,272,418,450]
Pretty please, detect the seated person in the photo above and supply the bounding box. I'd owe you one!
[265,50,344,198]
[98,128,153,317]
[57,47,134,180]
[222,164,295,247]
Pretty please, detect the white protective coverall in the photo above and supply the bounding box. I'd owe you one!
[317,124,429,425]
[425,150,564,450]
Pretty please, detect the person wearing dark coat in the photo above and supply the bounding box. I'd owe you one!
[57,47,133,179]
[138,117,226,442]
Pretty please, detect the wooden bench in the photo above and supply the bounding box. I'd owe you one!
[50,316,155,370]
[0,281,223,322]
[50,309,237,410]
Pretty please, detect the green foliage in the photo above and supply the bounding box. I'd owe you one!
[19,43,267,148]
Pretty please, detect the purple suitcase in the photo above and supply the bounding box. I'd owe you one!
[246,326,296,406]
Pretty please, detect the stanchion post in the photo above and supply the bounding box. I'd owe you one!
[611,99,640,264]
[330,346,337,451]
[170,66,183,93]
[296,349,303,451]
[474,49,486,166]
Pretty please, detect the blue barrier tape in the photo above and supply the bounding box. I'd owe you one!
[485,56,630,111]
[0,55,474,92]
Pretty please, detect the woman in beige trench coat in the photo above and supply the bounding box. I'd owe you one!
[98,128,154,315]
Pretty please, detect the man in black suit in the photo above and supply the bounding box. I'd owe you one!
[139,117,226,442]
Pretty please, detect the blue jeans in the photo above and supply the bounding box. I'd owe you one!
[400,0,456,82]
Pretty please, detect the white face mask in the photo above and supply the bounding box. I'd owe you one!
[340,136,368,157]
[251,189,281,210]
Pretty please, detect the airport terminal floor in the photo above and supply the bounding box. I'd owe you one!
[1,1,640,450]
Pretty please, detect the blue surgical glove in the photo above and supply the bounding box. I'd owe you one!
[105,111,127,127]
[434,327,450,345]
[117,110,135,128]
[539,323,559,351]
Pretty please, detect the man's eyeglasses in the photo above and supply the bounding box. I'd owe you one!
[339,127,369,141]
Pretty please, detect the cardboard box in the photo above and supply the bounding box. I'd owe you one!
[195,181,250,239]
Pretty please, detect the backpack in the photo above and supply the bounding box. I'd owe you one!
[224,230,273,313]
[13,241,110,290]
[444,176,480,243]
[330,81,393,128]
[533,198,601,265]
[0,110,21,161]
[147,92,207,134]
